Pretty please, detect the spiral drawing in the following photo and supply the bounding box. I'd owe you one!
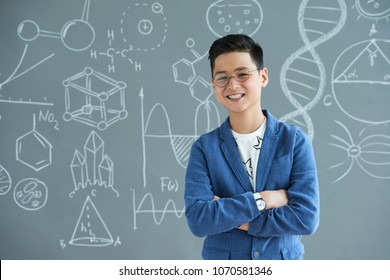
[280,0,347,140]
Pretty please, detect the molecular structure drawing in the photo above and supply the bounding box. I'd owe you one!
[62,67,128,131]
[17,0,95,52]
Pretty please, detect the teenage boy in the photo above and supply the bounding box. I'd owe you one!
[184,34,319,260]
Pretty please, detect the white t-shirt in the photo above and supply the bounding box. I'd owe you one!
[232,119,266,191]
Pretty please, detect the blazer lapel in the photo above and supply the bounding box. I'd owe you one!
[255,131,277,192]
[256,111,279,192]
[219,118,253,193]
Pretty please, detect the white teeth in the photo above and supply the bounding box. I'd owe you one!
[228,94,244,99]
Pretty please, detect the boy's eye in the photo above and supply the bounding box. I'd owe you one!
[216,75,228,81]
[237,72,249,79]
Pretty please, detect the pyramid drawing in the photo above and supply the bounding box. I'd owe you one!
[69,196,113,247]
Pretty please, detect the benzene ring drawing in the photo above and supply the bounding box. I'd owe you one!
[15,114,52,172]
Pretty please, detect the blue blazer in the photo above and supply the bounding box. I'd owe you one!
[185,110,320,260]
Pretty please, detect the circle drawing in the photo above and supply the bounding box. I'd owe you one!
[206,0,263,37]
[13,178,48,211]
[332,39,390,124]
[120,2,168,52]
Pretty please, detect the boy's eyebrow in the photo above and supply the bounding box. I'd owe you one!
[213,70,227,76]
[214,66,250,75]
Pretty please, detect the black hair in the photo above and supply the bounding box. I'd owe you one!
[208,34,264,76]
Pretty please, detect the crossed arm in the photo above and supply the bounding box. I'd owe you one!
[185,130,319,238]
[213,189,289,231]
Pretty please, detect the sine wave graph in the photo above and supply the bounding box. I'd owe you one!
[131,189,185,230]
[141,89,197,172]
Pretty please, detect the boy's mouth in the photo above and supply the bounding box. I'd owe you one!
[227,93,245,100]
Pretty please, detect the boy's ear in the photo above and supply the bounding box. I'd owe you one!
[261,68,269,88]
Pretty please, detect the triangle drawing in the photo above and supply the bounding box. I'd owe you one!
[69,196,113,247]
[334,40,390,84]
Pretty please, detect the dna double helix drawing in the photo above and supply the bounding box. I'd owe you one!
[280,0,347,140]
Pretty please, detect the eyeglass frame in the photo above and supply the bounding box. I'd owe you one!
[212,68,261,88]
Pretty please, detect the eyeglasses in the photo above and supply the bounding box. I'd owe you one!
[213,68,260,87]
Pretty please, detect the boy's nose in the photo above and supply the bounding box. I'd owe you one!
[226,76,241,88]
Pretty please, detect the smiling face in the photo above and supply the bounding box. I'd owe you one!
[212,51,268,117]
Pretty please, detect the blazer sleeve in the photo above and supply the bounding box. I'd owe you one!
[184,139,260,238]
[248,129,320,237]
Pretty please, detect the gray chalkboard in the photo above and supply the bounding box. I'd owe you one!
[1,0,389,260]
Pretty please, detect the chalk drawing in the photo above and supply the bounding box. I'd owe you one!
[133,36,223,228]
[17,0,94,51]
[134,88,191,228]
[0,44,54,91]
[1,0,94,90]
[172,38,221,136]
[140,88,197,188]
[130,189,185,230]
[90,30,141,73]
[13,178,48,211]
[280,0,347,140]
[38,110,60,131]
[63,67,128,130]
[352,0,390,36]
[15,114,52,172]
[69,196,118,247]
[353,0,390,21]
[160,177,179,193]
[0,164,12,196]
[332,39,390,124]
[206,0,263,37]
[329,120,390,182]
[120,2,167,52]
[0,95,53,106]
[69,130,118,198]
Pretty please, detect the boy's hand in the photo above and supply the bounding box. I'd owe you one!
[261,189,288,210]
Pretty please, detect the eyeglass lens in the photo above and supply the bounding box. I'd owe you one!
[214,69,258,87]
